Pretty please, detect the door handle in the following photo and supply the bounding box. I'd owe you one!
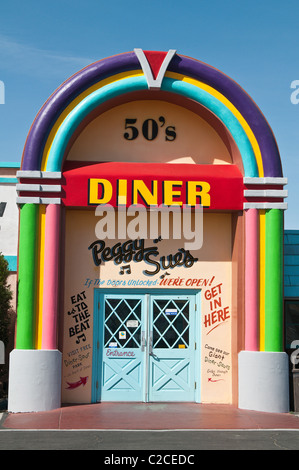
[149,332,153,355]
[141,331,146,352]
[149,332,159,359]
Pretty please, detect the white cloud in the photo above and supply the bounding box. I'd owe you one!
[0,34,94,79]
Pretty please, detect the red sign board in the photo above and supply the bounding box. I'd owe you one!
[61,161,244,210]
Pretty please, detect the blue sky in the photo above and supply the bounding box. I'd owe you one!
[0,0,298,228]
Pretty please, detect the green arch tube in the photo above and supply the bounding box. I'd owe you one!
[264,209,284,352]
[16,204,39,349]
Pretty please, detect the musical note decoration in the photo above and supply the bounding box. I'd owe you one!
[120,264,131,275]
[160,272,170,279]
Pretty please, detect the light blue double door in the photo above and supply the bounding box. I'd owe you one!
[92,290,200,403]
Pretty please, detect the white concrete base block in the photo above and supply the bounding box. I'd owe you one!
[8,349,62,413]
[238,350,289,413]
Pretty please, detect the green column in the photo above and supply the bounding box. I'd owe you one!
[16,204,39,349]
[264,209,284,352]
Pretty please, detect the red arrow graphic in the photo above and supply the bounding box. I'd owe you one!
[66,376,88,389]
[208,378,224,382]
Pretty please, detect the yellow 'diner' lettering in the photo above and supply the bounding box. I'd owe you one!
[88,178,211,207]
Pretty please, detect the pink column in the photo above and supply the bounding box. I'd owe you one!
[41,204,61,349]
[245,209,259,351]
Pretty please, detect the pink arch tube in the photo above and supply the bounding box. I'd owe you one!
[41,204,60,349]
[245,209,259,350]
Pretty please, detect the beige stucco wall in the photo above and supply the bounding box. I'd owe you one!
[67,100,232,165]
[62,209,232,404]
[62,98,235,404]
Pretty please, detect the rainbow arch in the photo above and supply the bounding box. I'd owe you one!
[16,50,286,356]
[20,50,282,177]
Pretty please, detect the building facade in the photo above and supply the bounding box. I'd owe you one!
[0,162,19,273]
[0,163,19,373]
[6,50,290,413]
